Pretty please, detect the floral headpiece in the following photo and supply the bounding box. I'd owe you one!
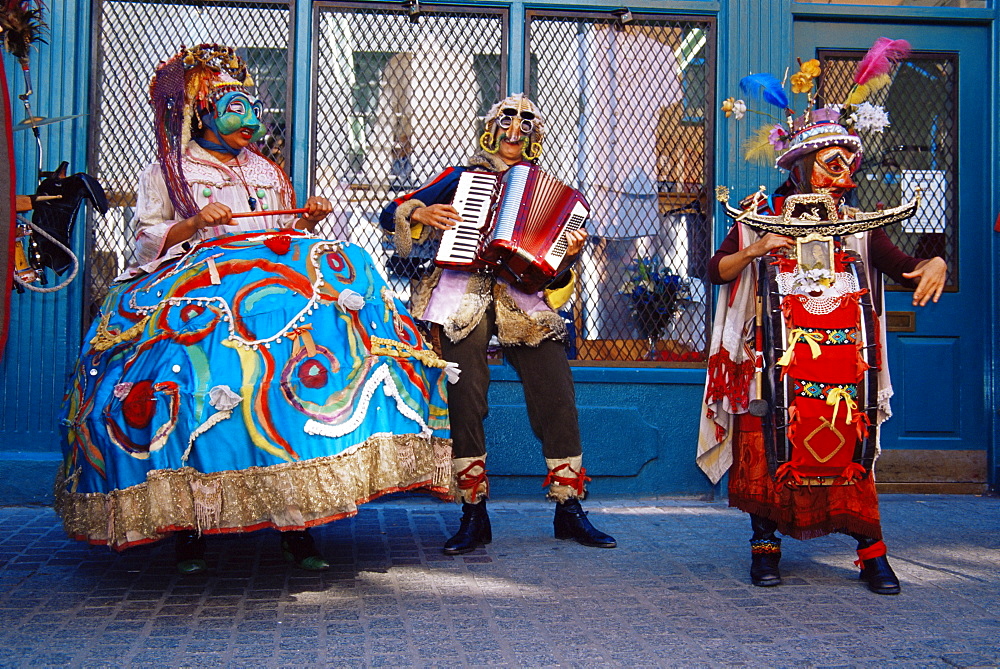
[723,38,911,170]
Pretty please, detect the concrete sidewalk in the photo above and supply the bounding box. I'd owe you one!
[0,494,997,668]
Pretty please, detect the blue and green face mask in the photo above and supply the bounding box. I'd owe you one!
[198,91,266,155]
[214,92,265,139]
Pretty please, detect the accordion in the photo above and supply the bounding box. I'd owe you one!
[435,162,589,293]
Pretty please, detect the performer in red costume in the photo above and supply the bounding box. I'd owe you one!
[699,42,946,594]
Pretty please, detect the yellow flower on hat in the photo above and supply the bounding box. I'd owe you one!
[800,59,821,78]
[791,59,821,94]
[790,72,813,94]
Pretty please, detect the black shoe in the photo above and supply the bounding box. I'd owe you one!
[175,530,207,575]
[553,499,617,548]
[749,514,782,587]
[443,500,491,555]
[750,540,782,587]
[281,530,330,571]
[860,555,901,595]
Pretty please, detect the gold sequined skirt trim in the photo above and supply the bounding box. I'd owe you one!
[55,434,453,550]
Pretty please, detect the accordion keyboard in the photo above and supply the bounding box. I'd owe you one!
[436,171,500,266]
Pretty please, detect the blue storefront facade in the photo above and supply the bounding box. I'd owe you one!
[1,0,996,504]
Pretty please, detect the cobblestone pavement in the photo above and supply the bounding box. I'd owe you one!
[0,494,997,668]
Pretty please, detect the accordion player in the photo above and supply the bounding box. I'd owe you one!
[434,162,590,294]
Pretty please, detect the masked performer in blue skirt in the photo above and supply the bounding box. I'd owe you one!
[56,45,453,574]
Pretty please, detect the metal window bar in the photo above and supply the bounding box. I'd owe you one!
[310,2,507,306]
[817,50,959,291]
[86,0,292,322]
[525,11,716,364]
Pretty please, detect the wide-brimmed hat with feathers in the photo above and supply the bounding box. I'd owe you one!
[724,37,911,171]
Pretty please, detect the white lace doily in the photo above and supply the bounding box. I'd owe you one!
[776,271,860,314]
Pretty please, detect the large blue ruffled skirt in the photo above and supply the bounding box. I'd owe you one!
[56,231,450,549]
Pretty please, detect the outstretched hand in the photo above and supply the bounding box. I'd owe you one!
[902,256,947,307]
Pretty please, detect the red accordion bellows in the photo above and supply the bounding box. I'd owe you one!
[436,163,589,293]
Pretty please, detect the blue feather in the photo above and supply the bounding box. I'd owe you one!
[739,73,789,109]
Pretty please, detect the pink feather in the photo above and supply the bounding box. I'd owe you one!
[854,38,912,86]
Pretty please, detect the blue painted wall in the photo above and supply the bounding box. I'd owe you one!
[1,0,996,505]
[0,0,92,504]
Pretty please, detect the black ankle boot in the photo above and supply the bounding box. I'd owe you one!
[749,514,781,587]
[859,555,901,594]
[281,529,330,571]
[553,499,616,548]
[175,530,207,575]
[853,536,901,595]
[443,500,491,555]
[750,539,782,587]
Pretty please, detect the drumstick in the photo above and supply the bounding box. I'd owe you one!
[230,208,310,219]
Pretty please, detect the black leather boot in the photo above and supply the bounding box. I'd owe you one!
[175,530,207,575]
[749,514,782,587]
[281,529,330,571]
[443,500,491,555]
[553,499,617,548]
[854,536,900,595]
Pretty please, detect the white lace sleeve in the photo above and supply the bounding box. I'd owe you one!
[130,163,185,269]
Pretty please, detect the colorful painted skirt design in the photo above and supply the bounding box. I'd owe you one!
[56,231,451,549]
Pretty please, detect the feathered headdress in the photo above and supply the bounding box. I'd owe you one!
[149,44,291,220]
[738,73,790,113]
[723,37,911,169]
[846,37,910,105]
[0,1,46,63]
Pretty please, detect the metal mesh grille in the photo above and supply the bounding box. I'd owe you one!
[311,3,506,304]
[526,12,715,364]
[818,51,958,290]
[87,0,291,318]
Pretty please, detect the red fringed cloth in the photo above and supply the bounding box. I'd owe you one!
[705,346,755,410]
[729,414,882,540]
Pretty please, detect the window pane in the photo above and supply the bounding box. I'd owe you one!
[526,13,716,364]
[311,6,506,304]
